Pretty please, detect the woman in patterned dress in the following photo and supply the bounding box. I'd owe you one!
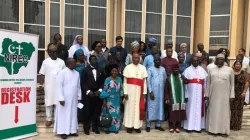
[100,64,123,134]
[230,60,249,130]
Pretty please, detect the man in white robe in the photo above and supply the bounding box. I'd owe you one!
[68,35,90,61]
[206,53,235,137]
[39,43,65,127]
[123,54,148,133]
[183,56,208,132]
[54,58,81,139]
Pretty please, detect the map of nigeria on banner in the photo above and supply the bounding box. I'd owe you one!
[0,29,39,140]
[0,38,35,75]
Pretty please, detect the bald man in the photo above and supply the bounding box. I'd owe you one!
[39,43,66,127]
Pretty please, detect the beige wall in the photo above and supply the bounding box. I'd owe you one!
[193,0,210,53]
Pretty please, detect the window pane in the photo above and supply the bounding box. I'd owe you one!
[50,27,60,43]
[146,13,161,34]
[211,0,231,15]
[89,0,106,7]
[146,0,162,13]
[165,15,173,35]
[164,36,172,49]
[50,3,60,26]
[209,37,229,56]
[210,16,230,33]
[0,23,19,31]
[125,11,142,32]
[65,5,84,27]
[177,0,192,16]
[210,37,229,46]
[65,0,84,5]
[176,16,191,37]
[64,28,83,49]
[88,30,106,50]
[166,0,173,14]
[125,33,141,53]
[88,8,106,29]
[145,35,161,49]
[24,0,45,24]
[37,51,45,73]
[175,37,190,53]
[126,0,142,11]
[0,0,19,22]
[24,25,45,49]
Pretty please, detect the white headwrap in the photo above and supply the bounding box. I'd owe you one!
[131,40,139,48]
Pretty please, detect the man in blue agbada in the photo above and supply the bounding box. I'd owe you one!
[146,37,161,56]
[146,55,167,132]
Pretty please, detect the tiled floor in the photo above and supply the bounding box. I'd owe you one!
[25,129,250,140]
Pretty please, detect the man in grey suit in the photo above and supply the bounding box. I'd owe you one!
[178,43,191,66]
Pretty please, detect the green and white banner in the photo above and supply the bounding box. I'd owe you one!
[0,29,38,140]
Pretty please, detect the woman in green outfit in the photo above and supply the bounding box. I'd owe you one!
[100,64,123,134]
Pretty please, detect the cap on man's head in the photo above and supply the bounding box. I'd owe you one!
[149,37,157,44]
[167,39,173,44]
[216,53,225,59]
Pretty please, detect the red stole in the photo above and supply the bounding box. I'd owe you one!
[187,79,205,117]
[126,78,145,120]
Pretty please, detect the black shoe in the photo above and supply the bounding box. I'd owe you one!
[186,130,192,133]
[127,128,132,133]
[114,131,119,134]
[105,131,110,134]
[70,133,78,137]
[84,130,90,135]
[194,131,201,133]
[221,134,228,137]
[155,126,165,131]
[134,129,141,133]
[61,134,67,139]
[94,130,100,134]
[146,127,150,132]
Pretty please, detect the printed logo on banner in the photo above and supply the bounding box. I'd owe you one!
[0,38,35,75]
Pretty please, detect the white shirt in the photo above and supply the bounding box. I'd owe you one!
[39,58,66,106]
[102,47,106,53]
[86,65,102,95]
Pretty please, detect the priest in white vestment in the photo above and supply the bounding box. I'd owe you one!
[54,58,82,139]
[183,56,208,132]
[206,54,235,136]
[123,54,148,133]
[39,43,65,127]
[68,35,90,61]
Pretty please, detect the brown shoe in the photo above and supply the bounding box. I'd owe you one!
[45,121,52,127]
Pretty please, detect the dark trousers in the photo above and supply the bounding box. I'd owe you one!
[83,96,103,131]
[169,121,181,129]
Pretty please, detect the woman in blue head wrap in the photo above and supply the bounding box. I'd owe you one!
[73,49,85,122]
[73,49,86,77]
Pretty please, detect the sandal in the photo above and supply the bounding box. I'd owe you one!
[175,128,180,133]
[169,129,174,133]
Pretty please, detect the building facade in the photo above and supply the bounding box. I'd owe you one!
[0,0,250,71]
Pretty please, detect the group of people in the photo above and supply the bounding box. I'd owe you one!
[39,33,250,139]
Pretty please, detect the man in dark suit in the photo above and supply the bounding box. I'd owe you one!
[54,33,68,64]
[178,43,192,66]
[81,55,105,135]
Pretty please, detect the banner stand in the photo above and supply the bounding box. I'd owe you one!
[0,29,39,140]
